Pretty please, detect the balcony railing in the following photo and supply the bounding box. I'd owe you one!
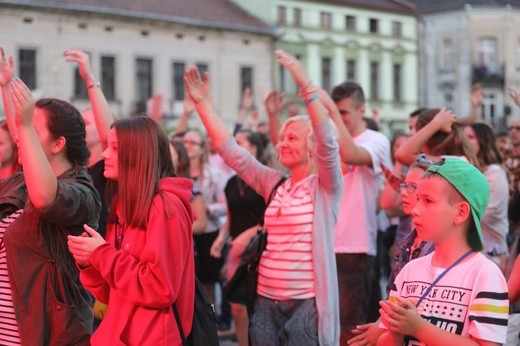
[472,62,505,86]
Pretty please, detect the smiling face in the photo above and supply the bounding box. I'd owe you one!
[277,120,312,170]
[101,128,119,180]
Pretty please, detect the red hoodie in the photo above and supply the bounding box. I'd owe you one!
[80,177,195,345]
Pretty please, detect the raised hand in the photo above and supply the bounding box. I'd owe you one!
[0,47,14,86]
[63,50,96,85]
[264,90,285,117]
[67,224,107,267]
[184,66,210,103]
[432,108,457,133]
[9,78,35,128]
[241,87,254,111]
[274,50,309,89]
[470,83,484,108]
[509,86,520,107]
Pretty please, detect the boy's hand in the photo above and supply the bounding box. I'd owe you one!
[380,298,426,337]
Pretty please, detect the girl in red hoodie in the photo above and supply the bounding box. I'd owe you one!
[68,116,195,345]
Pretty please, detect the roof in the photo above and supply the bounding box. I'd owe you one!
[319,0,417,16]
[407,0,520,14]
[0,0,275,35]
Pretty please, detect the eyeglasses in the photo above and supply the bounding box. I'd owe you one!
[509,126,520,132]
[399,182,418,193]
[183,140,203,146]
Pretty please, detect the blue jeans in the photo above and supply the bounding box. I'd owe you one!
[336,253,375,343]
[249,296,318,346]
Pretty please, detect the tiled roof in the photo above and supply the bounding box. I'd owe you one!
[407,0,520,14]
[320,0,417,15]
[0,0,275,35]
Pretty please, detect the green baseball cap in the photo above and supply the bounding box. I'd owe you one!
[426,157,489,251]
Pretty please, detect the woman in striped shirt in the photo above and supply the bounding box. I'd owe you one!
[185,49,343,346]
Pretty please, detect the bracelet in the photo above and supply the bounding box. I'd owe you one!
[297,81,315,97]
[87,81,100,89]
[304,92,318,106]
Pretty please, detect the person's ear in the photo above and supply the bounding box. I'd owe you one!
[453,201,471,226]
[359,104,366,116]
[52,136,67,155]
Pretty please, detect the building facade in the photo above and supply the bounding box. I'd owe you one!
[411,0,520,132]
[231,0,420,133]
[0,0,275,129]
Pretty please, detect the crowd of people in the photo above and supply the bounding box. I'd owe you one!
[0,43,519,346]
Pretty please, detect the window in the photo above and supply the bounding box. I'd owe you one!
[369,18,379,33]
[172,61,185,101]
[477,37,498,65]
[346,15,356,31]
[444,91,454,111]
[196,63,208,76]
[347,59,356,81]
[441,38,455,71]
[279,64,286,92]
[74,52,90,99]
[136,58,153,102]
[320,12,332,29]
[101,56,116,100]
[240,66,253,93]
[392,21,402,37]
[277,6,286,25]
[294,8,302,27]
[370,62,379,100]
[18,49,36,90]
[321,57,332,92]
[393,63,402,101]
[482,92,497,125]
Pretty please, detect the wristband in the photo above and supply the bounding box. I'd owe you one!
[304,92,318,106]
[87,81,100,89]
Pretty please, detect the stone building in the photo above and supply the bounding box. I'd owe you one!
[0,0,275,128]
[230,0,419,133]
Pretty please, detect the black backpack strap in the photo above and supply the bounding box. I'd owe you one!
[260,175,287,227]
[173,303,186,345]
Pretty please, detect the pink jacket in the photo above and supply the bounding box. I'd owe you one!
[80,177,195,345]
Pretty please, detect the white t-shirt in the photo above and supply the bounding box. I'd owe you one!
[385,252,508,345]
[334,129,392,255]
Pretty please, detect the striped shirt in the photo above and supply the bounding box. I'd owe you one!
[258,176,315,300]
[0,210,23,345]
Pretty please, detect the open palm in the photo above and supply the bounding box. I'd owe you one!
[184,66,210,103]
[0,47,14,86]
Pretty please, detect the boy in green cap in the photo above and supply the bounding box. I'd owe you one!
[377,157,508,346]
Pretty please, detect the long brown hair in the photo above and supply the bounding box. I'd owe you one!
[110,116,176,229]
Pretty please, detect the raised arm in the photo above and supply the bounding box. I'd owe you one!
[184,67,232,147]
[394,108,456,166]
[174,90,195,135]
[10,78,58,209]
[263,90,284,146]
[274,50,328,126]
[64,50,113,149]
[0,47,18,140]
